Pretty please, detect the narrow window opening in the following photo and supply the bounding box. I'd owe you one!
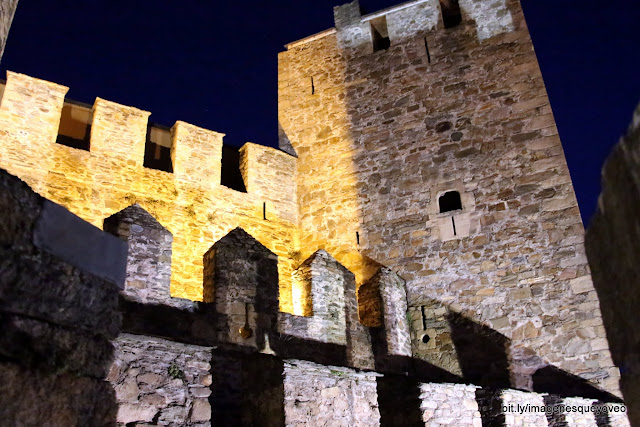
[56,101,92,151]
[263,202,267,220]
[356,231,360,246]
[220,145,247,192]
[420,305,428,330]
[424,37,432,64]
[370,16,391,52]
[439,191,462,213]
[143,124,173,173]
[452,217,457,236]
[439,0,462,29]
[310,77,315,95]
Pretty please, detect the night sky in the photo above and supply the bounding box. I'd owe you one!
[2,0,639,225]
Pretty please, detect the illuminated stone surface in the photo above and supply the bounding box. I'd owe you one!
[0,0,633,424]
[279,0,619,393]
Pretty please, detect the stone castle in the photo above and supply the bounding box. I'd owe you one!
[0,0,635,425]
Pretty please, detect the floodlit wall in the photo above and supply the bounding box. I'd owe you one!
[278,0,619,393]
[0,72,299,310]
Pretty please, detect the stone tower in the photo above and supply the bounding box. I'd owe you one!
[278,0,620,394]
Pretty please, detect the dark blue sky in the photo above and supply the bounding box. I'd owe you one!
[2,0,639,225]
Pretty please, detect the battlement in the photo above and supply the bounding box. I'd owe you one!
[0,0,635,423]
[285,0,514,51]
[0,71,299,305]
[0,72,295,199]
[2,165,630,425]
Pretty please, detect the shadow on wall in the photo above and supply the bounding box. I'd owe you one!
[98,195,627,425]
[118,290,624,426]
[110,207,624,425]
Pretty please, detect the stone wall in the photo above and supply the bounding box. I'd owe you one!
[278,250,374,369]
[203,227,279,350]
[419,383,481,426]
[107,334,213,426]
[278,0,619,393]
[0,71,299,310]
[0,168,125,425]
[358,267,412,357]
[586,102,640,424]
[104,204,193,310]
[0,0,17,62]
[555,397,599,426]
[501,389,549,426]
[282,359,380,426]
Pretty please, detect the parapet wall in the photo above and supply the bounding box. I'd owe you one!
[0,165,630,426]
[0,168,125,426]
[0,71,299,306]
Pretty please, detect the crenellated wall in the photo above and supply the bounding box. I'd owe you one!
[0,71,299,308]
[0,0,635,422]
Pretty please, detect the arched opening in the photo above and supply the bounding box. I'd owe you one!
[439,191,462,213]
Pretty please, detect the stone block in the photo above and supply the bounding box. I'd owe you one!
[239,142,297,222]
[283,360,380,426]
[278,250,374,369]
[419,383,480,426]
[0,71,67,149]
[108,334,213,427]
[35,199,128,288]
[361,267,412,356]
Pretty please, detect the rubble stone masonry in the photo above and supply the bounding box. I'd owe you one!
[0,72,299,310]
[108,334,213,426]
[283,360,381,426]
[0,1,630,421]
[278,0,619,393]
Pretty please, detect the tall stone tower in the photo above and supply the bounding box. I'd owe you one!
[278,0,620,394]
